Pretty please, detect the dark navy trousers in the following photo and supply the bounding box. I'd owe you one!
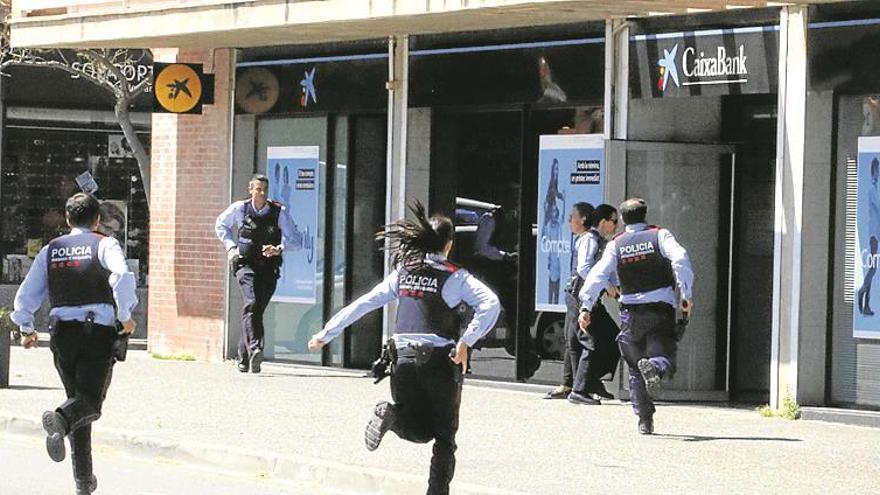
[388,346,463,495]
[617,303,676,419]
[235,264,278,357]
[50,321,117,484]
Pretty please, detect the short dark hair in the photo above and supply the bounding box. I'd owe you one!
[249,174,269,187]
[619,198,648,225]
[572,202,594,229]
[65,193,101,227]
[592,204,618,227]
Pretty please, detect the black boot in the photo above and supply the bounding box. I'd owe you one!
[364,401,396,451]
[638,417,654,435]
[865,287,875,316]
[41,410,67,462]
[237,352,249,373]
[75,475,97,495]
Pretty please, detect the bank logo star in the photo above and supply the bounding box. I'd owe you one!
[166,78,193,100]
[657,44,680,92]
[246,80,270,101]
[300,67,317,107]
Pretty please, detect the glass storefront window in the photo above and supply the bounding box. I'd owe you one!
[1,127,150,286]
[255,117,328,364]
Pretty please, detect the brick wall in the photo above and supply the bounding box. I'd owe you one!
[148,48,232,361]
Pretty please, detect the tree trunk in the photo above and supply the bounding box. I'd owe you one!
[114,98,151,205]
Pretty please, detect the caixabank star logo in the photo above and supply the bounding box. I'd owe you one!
[657,44,680,92]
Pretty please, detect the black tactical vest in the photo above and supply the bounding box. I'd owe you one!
[614,226,675,295]
[567,229,607,295]
[238,201,283,269]
[47,232,114,308]
[395,263,461,341]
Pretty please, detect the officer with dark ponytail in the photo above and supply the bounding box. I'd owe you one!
[11,192,138,494]
[215,174,302,373]
[308,202,500,495]
[578,198,693,434]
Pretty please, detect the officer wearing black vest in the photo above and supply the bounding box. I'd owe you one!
[567,204,621,405]
[578,198,693,434]
[12,192,138,494]
[308,203,500,495]
[215,174,302,373]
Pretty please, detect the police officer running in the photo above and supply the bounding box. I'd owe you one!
[215,174,302,373]
[578,198,693,434]
[12,192,138,494]
[308,202,500,495]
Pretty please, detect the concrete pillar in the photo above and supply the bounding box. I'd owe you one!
[605,19,630,143]
[771,6,808,408]
[147,48,235,361]
[382,35,409,339]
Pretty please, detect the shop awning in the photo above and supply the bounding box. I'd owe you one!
[8,0,848,49]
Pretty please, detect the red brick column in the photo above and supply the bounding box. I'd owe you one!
[148,48,232,361]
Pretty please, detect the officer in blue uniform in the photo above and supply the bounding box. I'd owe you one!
[567,203,621,405]
[215,174,302,373]
[308,203,500,495]
[578,198,693,434]
[12,192,138,495]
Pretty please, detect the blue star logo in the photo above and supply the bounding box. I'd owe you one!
[299,67,317,107]
[658,44,680,92]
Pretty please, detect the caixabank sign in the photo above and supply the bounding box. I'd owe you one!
[630,25,779,98]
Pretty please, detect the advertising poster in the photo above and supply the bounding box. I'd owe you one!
[267,146,319,304]
[535,134,605,313]
[854,136,880,339]
[97,200,128,253]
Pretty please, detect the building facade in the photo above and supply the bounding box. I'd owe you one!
[10,0,880,411]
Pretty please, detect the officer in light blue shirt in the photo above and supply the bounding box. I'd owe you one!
[215,174,303,374]
[578,198,693,435]
[11,192,138,495]
[308,202,499,495]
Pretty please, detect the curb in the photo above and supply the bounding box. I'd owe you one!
[0,414,527,495]
[800,406,880,429]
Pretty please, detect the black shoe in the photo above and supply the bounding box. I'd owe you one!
[586,384,615,400]
[637,358,662,396]
[75,474,98,495]
[858,288,867,314]
[237,354,249,373]
[543,385,571,400]
[364,401,396,452]
[249,349,263,374]
[567,391,601,405]
[638,417,654,435]
[41,410,67,463]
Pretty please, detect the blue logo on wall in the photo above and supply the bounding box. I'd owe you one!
[299,67,317,107]
[657,44,680,92]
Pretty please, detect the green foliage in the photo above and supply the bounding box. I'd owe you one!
[756,391,801,420]
[779,392,801,420]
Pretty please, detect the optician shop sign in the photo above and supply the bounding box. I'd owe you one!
[630,25,778,98]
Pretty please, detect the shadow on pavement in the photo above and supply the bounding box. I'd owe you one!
[653,433,802,442]
[5,385,61,391]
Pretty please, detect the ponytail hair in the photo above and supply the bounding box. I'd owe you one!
[376,201,455,268]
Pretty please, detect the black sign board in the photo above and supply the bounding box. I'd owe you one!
[630,26,779,99]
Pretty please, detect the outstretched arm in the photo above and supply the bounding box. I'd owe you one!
[309,270,400,350]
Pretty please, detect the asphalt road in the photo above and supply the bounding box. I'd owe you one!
[0,434,329,495]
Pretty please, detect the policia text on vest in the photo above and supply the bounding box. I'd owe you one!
[578,198,694,436]
[12,192,138,495]
[309,203,500,495]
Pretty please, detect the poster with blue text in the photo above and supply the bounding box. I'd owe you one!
[855,137,880,339]
[535,134,605,313]
[267,146,319,304]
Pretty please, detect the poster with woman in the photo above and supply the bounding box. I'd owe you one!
[535,134,605,312]
[855,136,880,339]
[267,146,319,303]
